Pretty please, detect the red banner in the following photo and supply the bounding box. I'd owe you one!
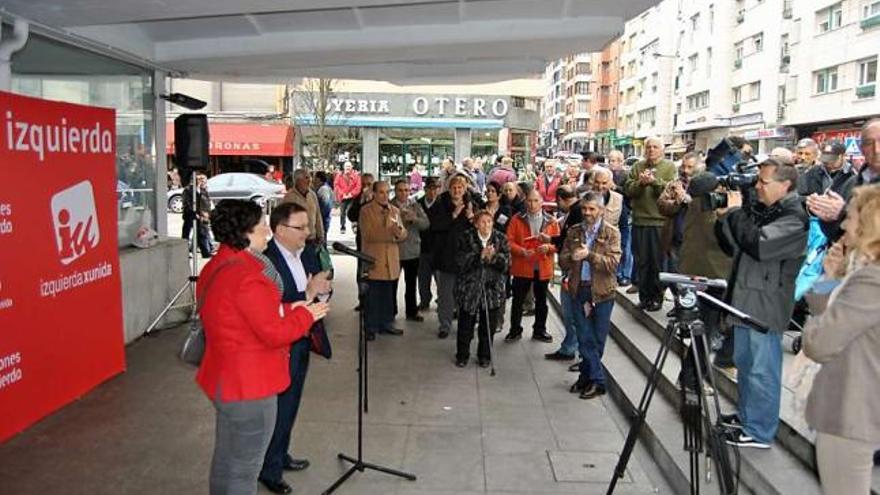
[0,91,125,442]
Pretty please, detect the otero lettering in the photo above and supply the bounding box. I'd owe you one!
[4,111,113,162]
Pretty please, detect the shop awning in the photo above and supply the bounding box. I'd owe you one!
[165,122,294,157]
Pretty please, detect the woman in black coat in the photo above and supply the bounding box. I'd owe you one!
[453,210,511,367]
[428,175,481,338]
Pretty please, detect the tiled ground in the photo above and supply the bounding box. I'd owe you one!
[0,252,669,495]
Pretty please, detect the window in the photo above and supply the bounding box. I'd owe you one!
[575,118,588,131]
[688,54,699,78]
[576,62,592,75]
[686,90,710,110]
[576,100,589,113]
[575,82,590,94]
[817,3,843,32]
[781,34,790,59]
[706,48,713,76]
[734,41,744,60]
[864,1,880,18]
[690,14,700,44]
[651,72,658,93]
[709,4,715,33]
[859,58,878,85]
[637,107,656,126]
[733,86,742,104]
[748,81,761,101]
[752,33,763,53]
[815,66,839,94]
[599,110,610,121]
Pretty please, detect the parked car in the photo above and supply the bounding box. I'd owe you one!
[167,172,285,213]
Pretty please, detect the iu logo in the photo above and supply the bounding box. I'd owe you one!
[51,181,100,265]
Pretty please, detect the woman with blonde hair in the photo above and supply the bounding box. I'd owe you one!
[804,185,880,494]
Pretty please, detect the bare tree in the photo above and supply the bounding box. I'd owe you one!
[291,78,345,171]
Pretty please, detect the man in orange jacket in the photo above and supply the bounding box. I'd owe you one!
[505,189,561,342]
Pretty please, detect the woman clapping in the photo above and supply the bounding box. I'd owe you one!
[454,210,510,367]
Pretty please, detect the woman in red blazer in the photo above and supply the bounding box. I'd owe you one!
[196,199,328,495]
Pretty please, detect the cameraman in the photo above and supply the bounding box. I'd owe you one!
[715,158,808,449]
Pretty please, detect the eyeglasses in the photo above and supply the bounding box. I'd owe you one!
[280,223,309,232]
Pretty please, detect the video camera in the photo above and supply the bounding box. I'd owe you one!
[703,137,760,210]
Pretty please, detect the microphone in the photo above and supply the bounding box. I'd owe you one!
[332,242,376,265]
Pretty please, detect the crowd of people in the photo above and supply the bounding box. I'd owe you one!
[188,118,879,495]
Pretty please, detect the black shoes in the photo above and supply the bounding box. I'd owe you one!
[478,358,491,368]
[438,328,450,339]
[720,412,743,429]
[380,327,404,336]
[283,458,310,471]
[504,331,522,342]
[638,300,662,312]
[570,379,590,394]
[545,351,575,361]
[531,332,553,343]
[455,358,468,367]
[417,301,430,311]
[405,314,424,322]
[579,384,606,400]
[366,332,376,341]
[259,478,293,494]
[568,361,582,372]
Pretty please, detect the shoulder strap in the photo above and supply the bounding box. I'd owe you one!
[196,258,242,314]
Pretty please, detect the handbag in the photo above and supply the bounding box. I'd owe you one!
[309,319,332,359]
[179,259,239,366]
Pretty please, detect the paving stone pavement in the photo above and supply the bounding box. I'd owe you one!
[0,254,669,495]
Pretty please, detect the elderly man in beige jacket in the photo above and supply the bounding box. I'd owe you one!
[283,169,326,268]
[359,181,408,340]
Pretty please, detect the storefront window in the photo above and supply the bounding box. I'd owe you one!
[379,128,454,182]
[10,33,157,248]
[299,127,362,171]
[510,130,533,168]
[471,129,500,167]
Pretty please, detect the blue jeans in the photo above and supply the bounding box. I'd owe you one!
[733,325,783,444]
[617,207,634,282]
[557,287,580,357]
[574,285,615,388]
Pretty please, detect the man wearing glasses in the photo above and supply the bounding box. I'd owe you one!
[715,158,808,449]
[260,202,331,494]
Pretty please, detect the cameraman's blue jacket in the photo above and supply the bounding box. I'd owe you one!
[715,193,809,332]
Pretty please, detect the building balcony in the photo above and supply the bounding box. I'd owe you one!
[862,13,880,29]
[856,83,876,98]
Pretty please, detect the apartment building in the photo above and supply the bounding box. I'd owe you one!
[590,40,622,154]
[540,53,594,153]
[782,0,880,151]
[616,0,678,157]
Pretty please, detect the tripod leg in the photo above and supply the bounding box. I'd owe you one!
[359,460,418,481]
[322,464,359,495]
[144,281,192,335]
[608,322,677,495]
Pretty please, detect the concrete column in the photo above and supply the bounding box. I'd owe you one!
[362,127,379,177]
[454,128,472,164]
[154,70,169,238]
[0,18,29,91]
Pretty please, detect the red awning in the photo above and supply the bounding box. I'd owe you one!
[165,122,294,156]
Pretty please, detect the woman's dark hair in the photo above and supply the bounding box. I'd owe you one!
[315,171,329,184]
[210,199,263,250]
[486,180,502,195]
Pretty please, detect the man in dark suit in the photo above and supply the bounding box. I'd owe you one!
[258,202,330,494]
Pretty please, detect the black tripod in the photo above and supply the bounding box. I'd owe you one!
[608,273,757,495]
[322,259,416,495]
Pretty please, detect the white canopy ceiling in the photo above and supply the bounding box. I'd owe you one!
[2,0,657,84]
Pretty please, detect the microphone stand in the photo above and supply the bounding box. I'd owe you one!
[323,253,416,494]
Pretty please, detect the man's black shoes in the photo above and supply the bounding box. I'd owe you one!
[531,332,553,343]
[259,478,293,494]
[405,314,424,322]
[380,327,404,336]
[545,351,575,361]
[283,458,310,471]
[504,331,522,342]
[579,384,606,400]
